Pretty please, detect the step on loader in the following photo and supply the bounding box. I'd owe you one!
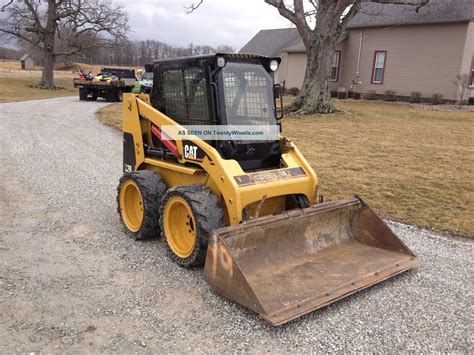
[117,53,420,326]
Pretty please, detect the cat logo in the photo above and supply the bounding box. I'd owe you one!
[184,144,198,160]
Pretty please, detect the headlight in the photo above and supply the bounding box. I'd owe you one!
[217,57,226,68]
[269,59,279,72]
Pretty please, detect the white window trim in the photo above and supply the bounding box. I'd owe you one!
[372,51,386,84]
[330,51,340,82]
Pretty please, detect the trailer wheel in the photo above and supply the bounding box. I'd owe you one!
[79,89,87,101]
[89,91,98,101]
[160,185,224,268]
[115,89,123,102]
[106,90,116,102]
[117,170,167,240]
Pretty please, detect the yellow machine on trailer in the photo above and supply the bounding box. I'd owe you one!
[117,53,420,326]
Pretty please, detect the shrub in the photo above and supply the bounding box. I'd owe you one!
[337,87,347,99]
[286,87,300,96]
[384,90,397,102]
[353,92,361,100]
[410,91,422,103]
[469,97,474,105]
[431,93,444,105]
[330,91,337,98]
[365,90,377,100]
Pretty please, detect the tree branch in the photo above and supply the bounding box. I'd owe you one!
[23,0,45,33]
[185,0,204,14]
[363,0,429,12]
[0,0,13,12]
[264,0,311,47]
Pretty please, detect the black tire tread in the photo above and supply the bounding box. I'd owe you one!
[79,88,87,101]
[159,184,224,268]
[117,170,167,240]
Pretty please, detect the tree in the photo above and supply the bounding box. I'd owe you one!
[188,0,428,114]
[0,0,128,88]
[453,74,470,107]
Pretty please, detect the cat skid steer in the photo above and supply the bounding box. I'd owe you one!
[117,53,420,326]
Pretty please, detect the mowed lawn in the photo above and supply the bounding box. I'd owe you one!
[0,60,77,103]
[98,100,474,237]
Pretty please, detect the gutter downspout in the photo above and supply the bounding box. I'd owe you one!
[356,30,363,76]
[352,30,364,93]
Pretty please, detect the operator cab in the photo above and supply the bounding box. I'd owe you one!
[151,53,283,171]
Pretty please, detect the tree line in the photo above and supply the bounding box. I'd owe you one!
[0,40,234,68]
[81,40,235,67]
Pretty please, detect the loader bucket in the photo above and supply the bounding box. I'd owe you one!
[204,196,420,326]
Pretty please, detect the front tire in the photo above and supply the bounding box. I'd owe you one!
[117,170,167,240]
[160,185,224,268]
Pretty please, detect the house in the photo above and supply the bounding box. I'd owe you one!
[240,0,474,102]
[20,54,34,70]
[239,28,299,85]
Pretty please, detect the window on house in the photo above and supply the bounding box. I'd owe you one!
[372,51,386,84]
[330,51,340,82]
[471,58,474,87]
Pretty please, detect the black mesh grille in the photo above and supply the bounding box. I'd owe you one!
[158,67,211,125]
[222,63,274,126]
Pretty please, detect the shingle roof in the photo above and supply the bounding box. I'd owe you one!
[347,0,473,29]
[283,33,349,53]
[239,28,300,57]
[20,54,31,61]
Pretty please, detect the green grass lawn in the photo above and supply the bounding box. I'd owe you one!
[98,99,474,237]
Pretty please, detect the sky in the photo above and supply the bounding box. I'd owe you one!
[115,0,294,50]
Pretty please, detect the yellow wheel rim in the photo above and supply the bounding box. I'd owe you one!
[119,179,144,232]
[163,196,196,258]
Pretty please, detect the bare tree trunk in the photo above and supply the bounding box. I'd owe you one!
[291,39,335,114]
[289,5,340,114]
[40,50,56,88]
[39,1,57,89]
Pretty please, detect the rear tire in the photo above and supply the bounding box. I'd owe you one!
[79,88,87,101]
[106,90,116,102]
[117,170,167,240]
[160,185,224,268]
[115,89,123,102]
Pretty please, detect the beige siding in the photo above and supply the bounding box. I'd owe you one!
[342,23,471,100]
[278,52,307,89]
[288,22,471,101]
[459,21,474,98]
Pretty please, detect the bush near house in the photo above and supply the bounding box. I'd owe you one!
[431,93,444,104]
[285,87,300,96]
[384,90,397,102]
[410,91,422,103]
[337,88,347,99]
[365,90,377,100]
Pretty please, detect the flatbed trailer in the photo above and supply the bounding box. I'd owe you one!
[74,67,136,102]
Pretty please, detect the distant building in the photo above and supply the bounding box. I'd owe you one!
[240,0,474,102]
[239,28,299,85]
[20,55,34,70]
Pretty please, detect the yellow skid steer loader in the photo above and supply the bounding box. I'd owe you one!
[117,54,420,326]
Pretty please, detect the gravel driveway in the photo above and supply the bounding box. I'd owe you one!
[0,96,472,353]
